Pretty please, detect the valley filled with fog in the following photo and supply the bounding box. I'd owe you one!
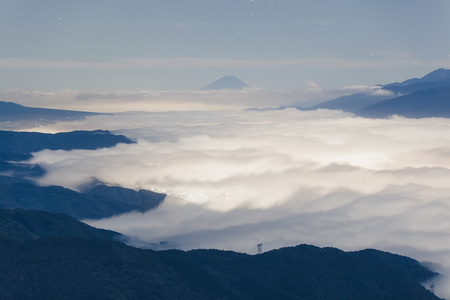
[23,107,450,296]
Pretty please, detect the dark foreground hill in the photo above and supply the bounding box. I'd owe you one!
[0,209,121,241]
[0,209,440,300]
[0,130,165,219]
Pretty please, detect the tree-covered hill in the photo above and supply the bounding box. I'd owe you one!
[0,209,121,241]
[0,209,440,300]
[0,177,165,219]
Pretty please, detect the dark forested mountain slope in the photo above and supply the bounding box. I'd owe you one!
[0,240,439,300]
[0,209,440,300]
[0,177,165,219]
[0,129,133,179]
[0,130,165,219]
[0,209,121,241]
[0,129,134,153]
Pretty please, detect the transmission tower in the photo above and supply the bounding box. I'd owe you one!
[257,243,263,254]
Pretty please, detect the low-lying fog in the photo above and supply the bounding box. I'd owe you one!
[28,108,450,297]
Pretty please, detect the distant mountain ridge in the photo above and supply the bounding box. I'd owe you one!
[384,68,450,87]
[0,101,105,126]
[201,76,249,90]
[304,92,394,112]
[0,129,134,153]
[286,68,450,119]
[382,68,450,95]
[355,86,450,118]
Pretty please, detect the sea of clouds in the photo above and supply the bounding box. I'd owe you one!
[25,107,450,297]
[0,83,385,113]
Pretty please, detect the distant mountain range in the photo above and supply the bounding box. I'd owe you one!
[289,68,450,118]
[201,76,249,90]
[301,92,395,112]
[384,68,450,90]
[0,208,440,299]
[356,86,450,118]
[0,101,105,127]
[0,130,165,219]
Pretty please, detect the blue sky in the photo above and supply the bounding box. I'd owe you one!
[1,0,450,91]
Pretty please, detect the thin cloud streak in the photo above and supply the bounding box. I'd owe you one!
[0,55,444,71]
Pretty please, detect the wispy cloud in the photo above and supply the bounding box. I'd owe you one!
[1,54,446,71]
[0,57,262,69]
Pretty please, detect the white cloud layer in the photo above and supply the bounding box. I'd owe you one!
[28,109,450,297]
[0,84,394,118]
[0,87,373,116]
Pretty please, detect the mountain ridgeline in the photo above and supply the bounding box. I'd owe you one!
[355,86,450,118]
[0,101,106,129]
[0,130,165,219]
[0,129,133,153]
[0,209,440,300]
[291,68,450,118]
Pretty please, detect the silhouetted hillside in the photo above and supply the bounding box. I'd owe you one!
[0,209,121,241]
[0,130,165,219]
[0,210,440,300]
[0,129,134,153]
[0,130,134,179]
[0,177,165,219]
